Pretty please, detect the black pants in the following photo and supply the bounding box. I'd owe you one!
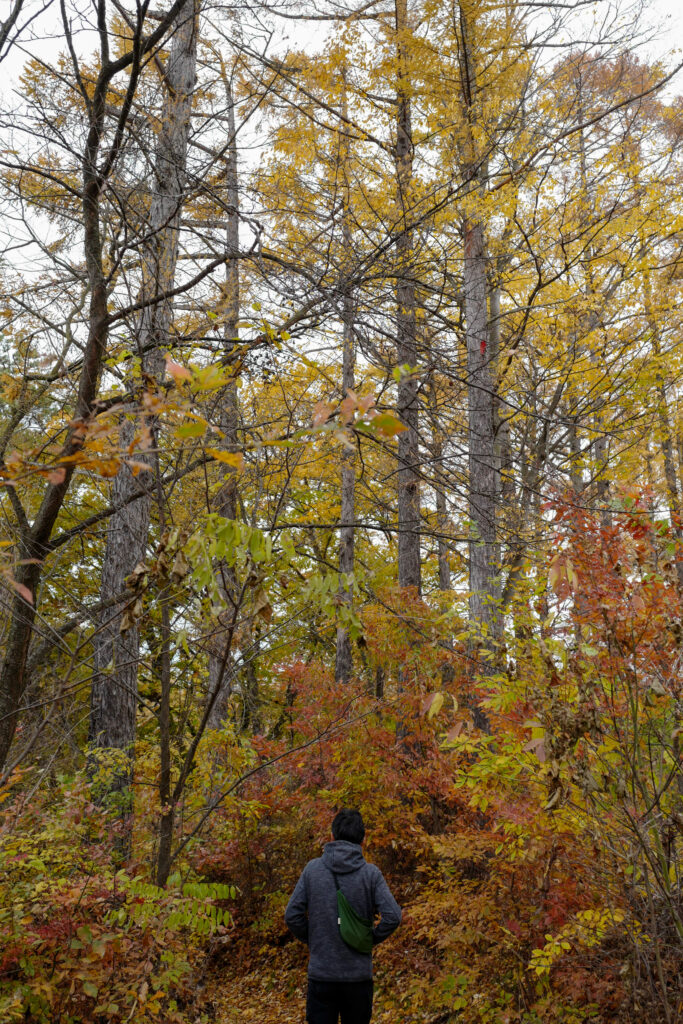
[306,978,373,1024]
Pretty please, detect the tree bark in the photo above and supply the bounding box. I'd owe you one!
[154,456,174,886]
[335,283,356,684]
[568,408,584,494]
[645,277,683,592]
[395,0,421,594]
[204,376,238,730]
[0,18,116,770]
[89,1,198,767]
[575,74,611,524]
[458,6,501,655]
[489,282,514,508]
[432,410,455,686]
[207,70,241,728]
[335,72,356,686]
[464,217,501,644]
[0,0,195,776]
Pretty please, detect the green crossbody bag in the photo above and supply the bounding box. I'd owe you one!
[327,865,374,954]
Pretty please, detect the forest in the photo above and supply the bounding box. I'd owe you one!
[0,0,682,1020]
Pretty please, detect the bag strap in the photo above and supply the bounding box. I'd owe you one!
[324,862,342,892]
[324,863,373,935]
[324,863,369,913]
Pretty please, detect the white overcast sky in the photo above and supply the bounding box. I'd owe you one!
[1,0,682,124]
[648,0,683,62]
[653,0,683,42]
[2,0,683,65]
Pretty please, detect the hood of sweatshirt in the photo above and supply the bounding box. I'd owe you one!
[321,839,366,874]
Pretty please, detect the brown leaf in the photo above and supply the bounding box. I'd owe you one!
[340,395,356,425]
[548,556,564,595]
[9,578,33,604]
[170,550,190,582]
[523,737,546,763]
[312,402,334,428]
[253,588,273,624]
[139,425,153,450]
[445,721,465,742]
[165,357,192,381]
[47,467,66,485]
[120,608,134,633]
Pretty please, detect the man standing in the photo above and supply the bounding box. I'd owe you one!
[285,808,402,1024]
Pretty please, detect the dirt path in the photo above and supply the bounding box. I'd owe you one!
[206,940,437,1023]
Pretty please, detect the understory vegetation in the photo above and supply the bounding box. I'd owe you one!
[2,497,682,1022]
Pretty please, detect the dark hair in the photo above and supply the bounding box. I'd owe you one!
[332,808,365,845]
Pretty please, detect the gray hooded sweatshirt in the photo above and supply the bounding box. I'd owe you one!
[284,839,402,982]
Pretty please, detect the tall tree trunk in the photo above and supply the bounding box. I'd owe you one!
[645,276,683,592]
[207,71,241,728]
[240,634,261,732]
[335,276,356,684]
[0,186,108,772]
[568,406,583,494]
[154,455,174,886]
[431,403,455,686]
[0,13,120,770]
[464,217,501,644]
[336,72,356,686]
[436,470,452,594]
[575,73,611,524]
[459,6,501,656]
[89,2,198,774]
[489,282,514,507]
[395,0,421,594]
[205,370,239,730]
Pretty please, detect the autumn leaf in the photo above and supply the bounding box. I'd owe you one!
[165,356,192,381]
[176,420,207,439]
[444,720,465,742]
[8,577,33,604]
[253,588,273,623]
[95,459,122,478]
[312,402,334,428]
[421,692,444,719]
[565,558,578,590]
[548,556,564,594]
[523,736,547,763]
[370,413,408,438]
[340,394,356,424]
[207,449,244,471]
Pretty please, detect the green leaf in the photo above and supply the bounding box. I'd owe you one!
[370,413,408,438]
[176,420,207,439]
[249,530,266,562]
